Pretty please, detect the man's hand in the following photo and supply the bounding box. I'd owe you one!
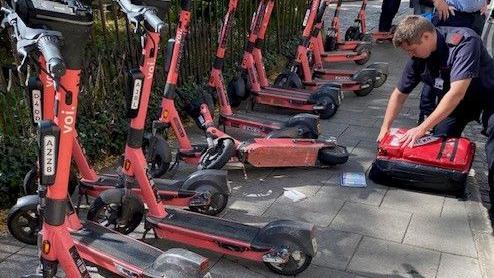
[377,127,389,143]
[481,1,489,15]
[398,125,428,148]
[433,0,456,20]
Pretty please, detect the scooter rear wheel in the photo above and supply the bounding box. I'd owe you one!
[7,203,40,245]
[264,237,313,276]
[318,145,349,165]
[199,138,235,170]
[354,78,375,97]
[87,189,144,235]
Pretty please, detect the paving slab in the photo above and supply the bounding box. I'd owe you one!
[297,265,366,278]
[263,195,346,227]
[330,202,412,242]
[0,236,26,262]
[208,257,267,278]
[312,227,362,270]
[318,181,387,207]
[437,253,482,278]
[380,189,446,217]
[347,237,441,278]
[403,214,478,258]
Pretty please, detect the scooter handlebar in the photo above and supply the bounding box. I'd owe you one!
[37,36,66,79]
[115,0,164,32]
[144,9,164,32]
[1,6,65,80]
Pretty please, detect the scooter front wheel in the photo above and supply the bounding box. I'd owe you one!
[23,166,79,196]
[318,145,349,165]
[264,237,313,276]
[189,184,229,216]
[354,50,371,65]
[87,189,144,235]
[7,202,40,245]
[373,72,388,88]
[199,138,236,170]
[273,71,303,89]
[314,95,338,119]
[144,134,172,178]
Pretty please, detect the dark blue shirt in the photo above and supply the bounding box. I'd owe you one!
[397,27,494,112]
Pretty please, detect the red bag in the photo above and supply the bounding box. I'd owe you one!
[369,128,476,195]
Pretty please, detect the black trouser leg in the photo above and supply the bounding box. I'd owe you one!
[418,84,437,124]
[378,0,401,32]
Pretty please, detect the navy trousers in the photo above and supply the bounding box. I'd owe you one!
[378,0,401,32]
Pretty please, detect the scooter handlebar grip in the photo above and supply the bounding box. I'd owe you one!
[37,36,66,79]
[144,10,164,32]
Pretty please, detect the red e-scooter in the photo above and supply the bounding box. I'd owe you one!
[274,0,388,97]
[313,0,372,65]
[228,0,343,120]
[2,4,209,278]
[9,0,231,247]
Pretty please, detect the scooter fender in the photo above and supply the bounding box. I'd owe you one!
[12,195,40,211]
[351,68,378,84]
[151,248,209,278]
[366,62,389,76]
[252,220,316,256]
[355,41,372,54]
[181,169,230,195]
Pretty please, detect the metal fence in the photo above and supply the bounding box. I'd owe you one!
[0,0,308,136]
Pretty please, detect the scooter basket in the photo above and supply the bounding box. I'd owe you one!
[369,128,475,195]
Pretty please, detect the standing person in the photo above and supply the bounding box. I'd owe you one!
[418,0,490,124]
[378,15,494,219]
[378,0,402,32]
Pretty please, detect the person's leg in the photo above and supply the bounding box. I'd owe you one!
[471,13,486,35]
[379,0,401,31]
[418,84,437,125]
[433,116,469,138]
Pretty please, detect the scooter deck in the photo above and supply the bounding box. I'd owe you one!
[71,221,166,275]
[150,208,260,243]
[222,112,284,130]
[320,50,360,57]
[80,174,185,192]
[258,87,313,101]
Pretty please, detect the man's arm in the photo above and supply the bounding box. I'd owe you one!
[377,88,409,142]
[398,79,471,147]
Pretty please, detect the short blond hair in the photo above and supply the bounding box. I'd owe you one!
[392,15,435,47]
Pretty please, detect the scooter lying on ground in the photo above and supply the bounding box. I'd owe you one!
[274,0,388,97]
[2,3,209,277]
[8,0,231,248]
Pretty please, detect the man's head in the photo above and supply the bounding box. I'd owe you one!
[393,15,437,58]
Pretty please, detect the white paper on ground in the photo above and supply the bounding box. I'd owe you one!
[283,188,307,202]
[341,172,367,187]
[469,168,476,177]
